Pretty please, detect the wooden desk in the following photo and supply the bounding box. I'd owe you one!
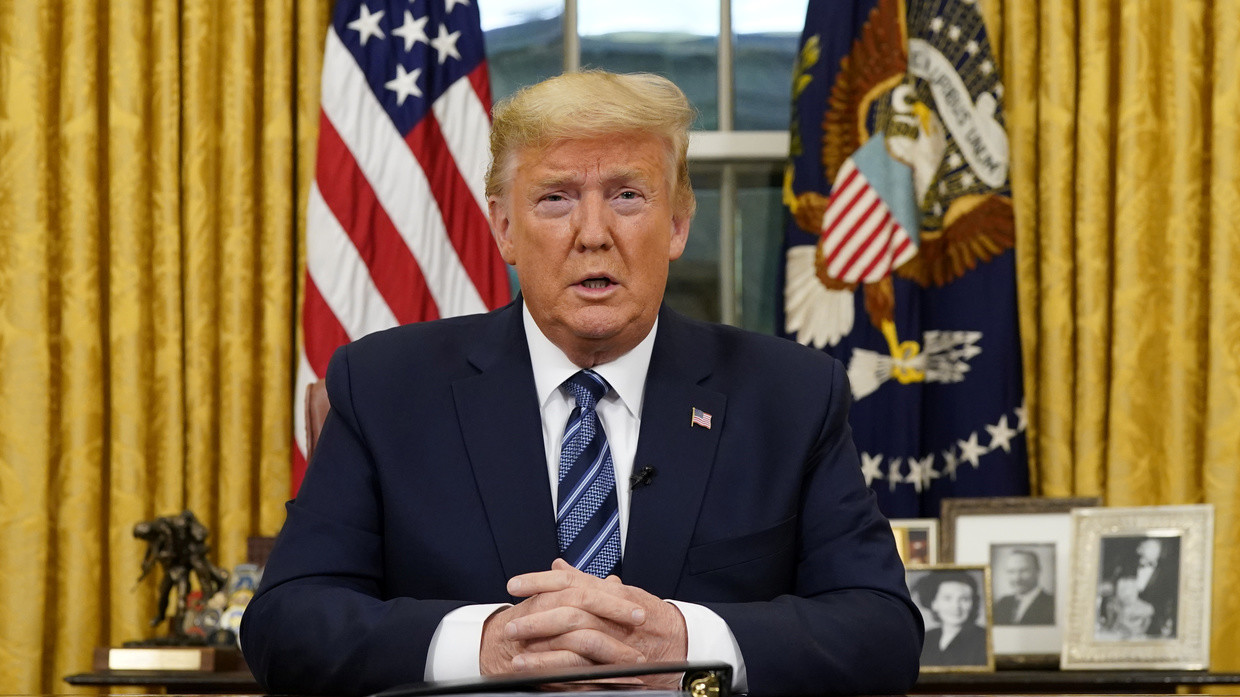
[913,669,1240,694]
[63,668,1240,696]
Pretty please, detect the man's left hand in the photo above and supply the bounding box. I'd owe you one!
[503,559,688,688]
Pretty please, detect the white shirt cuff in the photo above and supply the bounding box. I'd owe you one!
[424,603,511,681]
[666,600,748,692]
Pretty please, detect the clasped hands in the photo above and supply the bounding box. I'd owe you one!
[479,559,688,688]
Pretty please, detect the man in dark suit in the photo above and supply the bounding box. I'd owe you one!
[992,549,1054,625]
[240,70,922,697]
[1132,537,1178,638]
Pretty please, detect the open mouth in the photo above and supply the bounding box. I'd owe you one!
[580,277,613,289]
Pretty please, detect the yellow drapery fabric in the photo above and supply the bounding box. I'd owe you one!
[0,1,330,691]
[4,0,1240,690]
[983,0,1240,671]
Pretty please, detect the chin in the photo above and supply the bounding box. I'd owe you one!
[566,307,630,339]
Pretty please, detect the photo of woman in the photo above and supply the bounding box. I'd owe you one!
[909,566,994,670]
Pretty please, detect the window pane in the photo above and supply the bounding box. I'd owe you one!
[734,165,786,335]
[480,1,565,104]
[666,169,723,322]
[732,0,807,130]
[579,0,720,130]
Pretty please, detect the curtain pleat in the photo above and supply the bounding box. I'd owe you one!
[0,1,313,692]
[1204,0,1240,665]
[984,0,1240,672]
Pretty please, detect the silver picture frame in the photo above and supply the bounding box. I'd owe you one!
[1061,504,1214,670]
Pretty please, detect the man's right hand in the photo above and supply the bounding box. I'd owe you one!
[479,559,686,682]
[479,564,648,674]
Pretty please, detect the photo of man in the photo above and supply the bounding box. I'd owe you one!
[990,545,1055,626]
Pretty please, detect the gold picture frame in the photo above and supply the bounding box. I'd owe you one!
[906,564,995,673]
[889,518,939,565]
[1061,504,1214,670]
[940,496,1100,667]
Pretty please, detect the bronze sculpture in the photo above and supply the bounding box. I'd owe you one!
[132,510,230,644]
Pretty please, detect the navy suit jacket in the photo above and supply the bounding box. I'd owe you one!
[241,301,922,696]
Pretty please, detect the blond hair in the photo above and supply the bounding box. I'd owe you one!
[485,70,696,220]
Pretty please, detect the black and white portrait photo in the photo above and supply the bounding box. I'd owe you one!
[908,566,992,670]
[1095,535,1180,641]
[990,544,1055,626]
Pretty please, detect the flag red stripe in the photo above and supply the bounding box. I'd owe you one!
[822,176,869,252]
[873,230,914,279]
[821,167,861,233]
[406,114,509,308]
[302,278,351,377]
[468,62,493,119]
[825,194,882,268]
[856,215,898,280]
[835,205,887,278]
[316,113,441,325]
[892,234,912,261]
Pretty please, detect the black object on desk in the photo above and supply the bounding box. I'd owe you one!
[371,661,731,697]
[64,668,260,694]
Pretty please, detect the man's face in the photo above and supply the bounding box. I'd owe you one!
[1136,539,1163,567]
[1003,553,1039,595]
[489,133,690,365]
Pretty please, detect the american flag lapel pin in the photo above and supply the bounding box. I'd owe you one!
[691,407,712,429]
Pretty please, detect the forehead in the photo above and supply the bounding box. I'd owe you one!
[510,134,673,183]
[936,580,973,596]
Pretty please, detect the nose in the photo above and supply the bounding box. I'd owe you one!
[573,192,614,251]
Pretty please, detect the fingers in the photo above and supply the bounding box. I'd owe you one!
[504,603,632,643]
[514,630,646,667]
[506,558,584,596]
[508,562,647,628]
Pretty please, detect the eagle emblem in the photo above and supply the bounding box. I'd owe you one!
[784,0,1014,399]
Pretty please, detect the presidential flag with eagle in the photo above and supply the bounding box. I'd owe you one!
[780,0,1028,517]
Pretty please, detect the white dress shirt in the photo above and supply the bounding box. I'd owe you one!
[424,307,747,688]
[1010,587,1041,623]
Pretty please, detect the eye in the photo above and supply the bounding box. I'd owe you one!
[617,190,638,199]
[543,193,566,202]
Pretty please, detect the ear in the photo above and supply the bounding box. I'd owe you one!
[667,213,690,261]
[489,196,517,265]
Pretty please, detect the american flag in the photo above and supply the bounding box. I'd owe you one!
[294,0,511,494]
[691,408,712,430]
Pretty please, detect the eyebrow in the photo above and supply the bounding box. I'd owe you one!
[532,167,656,191]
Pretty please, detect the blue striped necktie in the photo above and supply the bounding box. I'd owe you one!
[556,370,621,578]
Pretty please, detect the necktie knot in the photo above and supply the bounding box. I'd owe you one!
[564,369,608,411]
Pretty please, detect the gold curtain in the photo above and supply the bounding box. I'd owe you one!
[0,1,330,692]
[983,0,1240,672]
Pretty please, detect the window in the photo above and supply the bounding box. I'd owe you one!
[481,0,808,333]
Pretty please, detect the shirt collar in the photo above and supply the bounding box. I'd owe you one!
[522,304,656,419]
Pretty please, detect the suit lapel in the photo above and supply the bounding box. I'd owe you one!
[623,309,725,598]
[453,302,559,585]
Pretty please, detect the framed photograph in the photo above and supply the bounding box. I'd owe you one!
[907,564,994,672]
[1062,504,1214,670]
[890,518,938,565]
[940,496,1100,667]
